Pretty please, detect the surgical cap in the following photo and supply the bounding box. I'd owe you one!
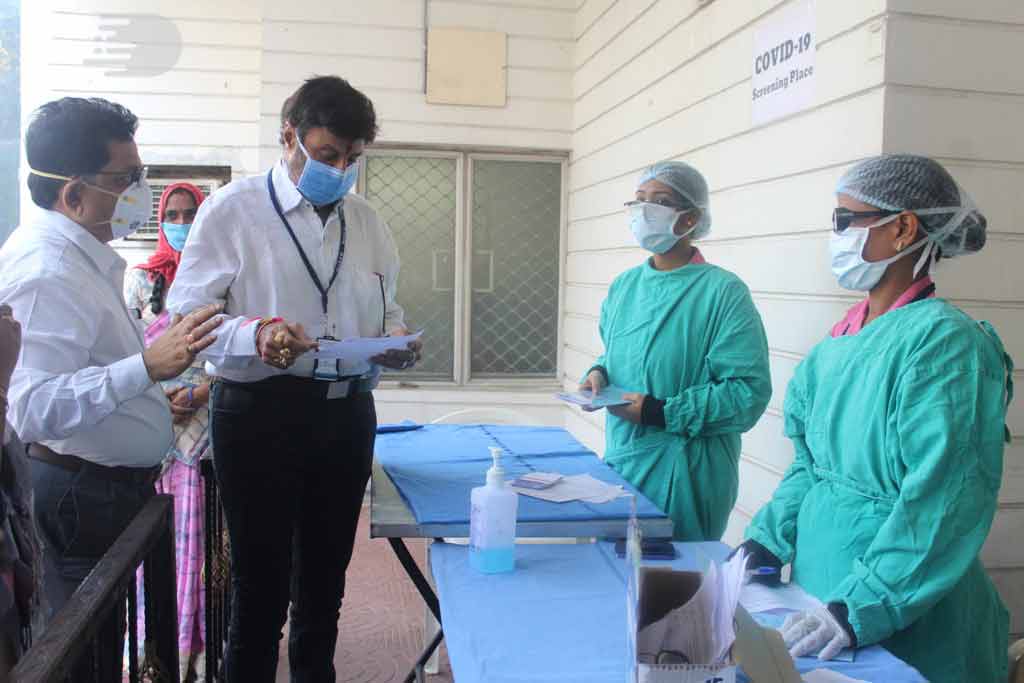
[836,154,986,259]
[638,161,712,239]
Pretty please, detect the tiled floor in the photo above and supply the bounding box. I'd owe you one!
[274,506,454,682]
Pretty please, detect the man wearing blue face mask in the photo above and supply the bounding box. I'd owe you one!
[166,76,420,683]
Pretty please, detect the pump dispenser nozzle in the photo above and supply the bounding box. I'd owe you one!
[487,447,505,487]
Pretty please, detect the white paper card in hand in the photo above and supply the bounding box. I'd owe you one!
[803,670,867,683]
[741,581,824,614]
[556,385,631,409]
[314,330,423,363]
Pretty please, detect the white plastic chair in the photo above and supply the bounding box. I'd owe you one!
[421,407,540,674]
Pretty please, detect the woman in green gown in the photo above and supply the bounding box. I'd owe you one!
[580,161,771,541]
[740,155,1013,683]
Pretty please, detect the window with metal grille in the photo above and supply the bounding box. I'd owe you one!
[124,165,231,241]
[361,151,565,384]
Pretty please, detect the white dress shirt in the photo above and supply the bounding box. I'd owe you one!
[0,209,172,467]
[167,160,405,383]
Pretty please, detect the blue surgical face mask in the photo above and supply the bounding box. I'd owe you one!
[294,136,359,206]
[830,215,929,292]
[628,202,696,254]
[162,222,191,251]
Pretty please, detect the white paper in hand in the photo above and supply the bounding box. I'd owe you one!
[314,330,423,364]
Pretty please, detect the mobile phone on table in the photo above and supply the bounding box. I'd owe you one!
[614,538,677,560]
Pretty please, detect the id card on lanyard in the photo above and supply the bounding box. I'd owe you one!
[267,171,347,381]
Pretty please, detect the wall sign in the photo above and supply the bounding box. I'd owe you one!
[751,0,816,126]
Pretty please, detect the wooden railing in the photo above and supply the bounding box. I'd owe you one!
[11,494,179,683]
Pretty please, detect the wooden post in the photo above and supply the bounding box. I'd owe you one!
[11,495,178,683]
[143,497,179,683]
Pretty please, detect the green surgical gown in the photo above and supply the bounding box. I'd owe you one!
[594,260,771,541]
[746,298,1013,683]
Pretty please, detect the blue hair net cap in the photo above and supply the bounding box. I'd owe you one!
[638,161,712,239]
[836,154,987,258]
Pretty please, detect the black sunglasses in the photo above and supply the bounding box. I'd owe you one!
[832,207,899,233]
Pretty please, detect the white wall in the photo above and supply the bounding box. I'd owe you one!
[19,0,575,423]
[881,0,1024,636]
[258,0,574,167]
[565,0,1022,635]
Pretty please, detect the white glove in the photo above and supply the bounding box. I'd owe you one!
[780,607,852,660]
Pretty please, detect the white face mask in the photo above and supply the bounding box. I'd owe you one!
[628,202,696,254]
[91,180,154,238]
[830,210,957,291]
[29,168,154,238]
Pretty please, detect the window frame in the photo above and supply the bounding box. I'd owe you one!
[360,147,568,389]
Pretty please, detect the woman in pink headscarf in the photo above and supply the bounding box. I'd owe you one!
[124,182,209,682]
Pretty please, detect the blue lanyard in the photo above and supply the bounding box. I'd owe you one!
[266,171,346,316]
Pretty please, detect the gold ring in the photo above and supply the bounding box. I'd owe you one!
[280,348,292,358]
[186,343,194,354]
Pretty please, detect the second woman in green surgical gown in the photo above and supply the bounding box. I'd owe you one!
[582,161,771,541]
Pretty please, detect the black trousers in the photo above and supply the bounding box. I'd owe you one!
[211,378,376,683]
[30,458,154,683]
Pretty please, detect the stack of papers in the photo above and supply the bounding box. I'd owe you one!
[637,549,749,666]
[556,385,631,409]
[508,474,626,504]
[313,330,423,364]
[740,581,823,614]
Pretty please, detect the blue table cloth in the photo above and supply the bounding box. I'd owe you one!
[375,424,666,525]
[430,541,927,683]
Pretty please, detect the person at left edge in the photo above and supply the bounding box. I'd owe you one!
[0,97,222,683]
[166,76,419,683]
[579,161,771,541]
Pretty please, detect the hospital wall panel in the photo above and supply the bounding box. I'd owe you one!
[47,0,260,21]
[574,0,617,45]
[887,0,1024,25]
[573,0,885,158]
[886,14,1024,96]
[569,88,885,227]
[428,1,574,41]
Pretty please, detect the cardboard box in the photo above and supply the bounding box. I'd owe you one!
[629,566,801,683]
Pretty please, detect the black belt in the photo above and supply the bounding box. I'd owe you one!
[27,444,160,485]
[215,374,375,400]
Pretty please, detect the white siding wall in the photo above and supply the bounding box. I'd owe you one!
[883,0,1024,636]
[565,0,1023,636]
[257,0,575,167]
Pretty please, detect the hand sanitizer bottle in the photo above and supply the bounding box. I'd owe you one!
[470,447,518,573]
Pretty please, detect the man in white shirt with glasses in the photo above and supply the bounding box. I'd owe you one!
[0,96,222,681]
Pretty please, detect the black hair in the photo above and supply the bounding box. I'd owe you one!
[280,76,378,147]
[25,97,139,209]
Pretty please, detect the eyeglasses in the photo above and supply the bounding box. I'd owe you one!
[164,208,198,222]
[624,199,690,211]
[832,207,899,233]
[87,166,148,188]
